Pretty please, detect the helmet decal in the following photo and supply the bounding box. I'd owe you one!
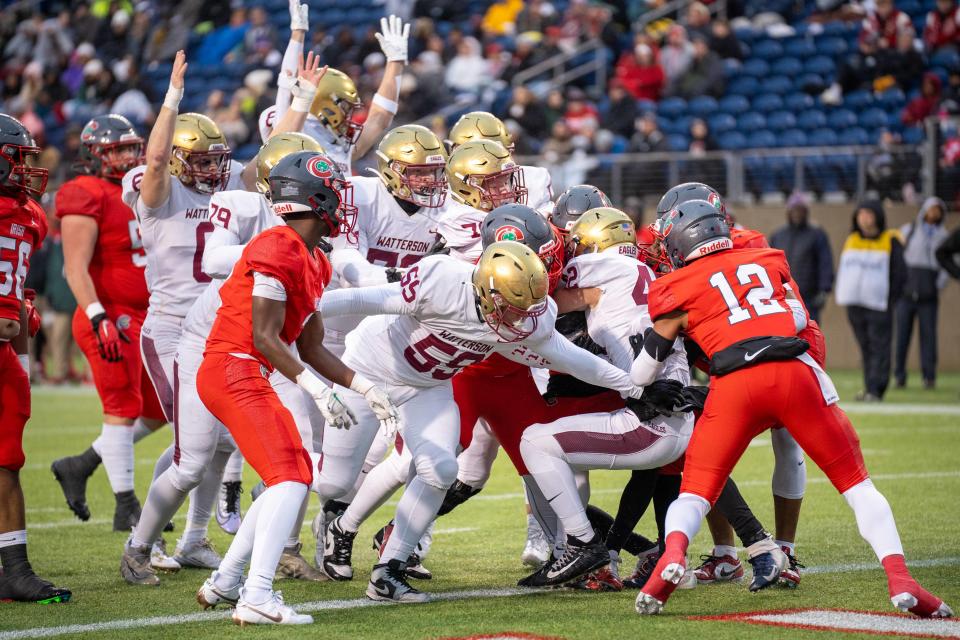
[306,155,334,179]
[495,225,525,242]
[707,192,721,209]
[661,209,680,237]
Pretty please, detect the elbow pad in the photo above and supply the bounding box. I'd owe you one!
[643,328,674,362]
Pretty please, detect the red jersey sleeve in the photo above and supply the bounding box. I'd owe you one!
[56,177,102,221]
[648,273,685,321]
[244,231,303,293]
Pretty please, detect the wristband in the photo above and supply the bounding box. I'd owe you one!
[85,302,106,321]
[291,92,314,113]
[18,354,29,374]
[349,372,374,395]
[296,369,327,396]
[163,85,184,111]
[372,93,399,115]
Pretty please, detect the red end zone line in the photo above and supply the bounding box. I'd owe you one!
[691,608,960,639]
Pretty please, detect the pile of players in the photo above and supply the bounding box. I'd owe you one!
[0,0,951,627]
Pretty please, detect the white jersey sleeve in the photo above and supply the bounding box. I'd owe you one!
[432,199,485,263]
[522,165,554,216]
[258,106,278,144]
[202,190,278,279]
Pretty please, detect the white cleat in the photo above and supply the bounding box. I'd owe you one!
[232,591,312,626]
[661,562,686,585]
[520,536,551,568]
[196,574,242,610]
[150,539,181,572]
[174,538,222,569]
[891,593,955,618]
[635,592,665,615]
[215,481,243,536]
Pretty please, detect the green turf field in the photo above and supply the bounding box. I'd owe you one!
[3,371,959,639]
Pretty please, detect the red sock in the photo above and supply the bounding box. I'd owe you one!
[882,554,943,617]
[640,532,689,603]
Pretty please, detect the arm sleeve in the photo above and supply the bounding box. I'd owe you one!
[936,228,960,278]
[274,36,303,119]
[318,282,415,317]
[329,246,391,287]
[201,224,245,279]
[520,329,637,397]
[252,272,287,301]
[816,229,835,292]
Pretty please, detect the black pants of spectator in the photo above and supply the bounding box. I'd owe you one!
[847,305,893,398]
[808,303,823,324]
[894,296,939,386]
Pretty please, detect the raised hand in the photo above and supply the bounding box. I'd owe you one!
[289,0,308,32]
[170,50,188,90]
[375,14,410,64]
[297,51,327,87]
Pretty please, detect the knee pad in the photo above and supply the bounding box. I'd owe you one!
[415,454,458,490]
[771,428,806,499]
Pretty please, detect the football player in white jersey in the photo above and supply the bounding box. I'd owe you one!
[517,207,693,588]
[258,2,409,175]
[316,242,643,603]
[447,111,553,214]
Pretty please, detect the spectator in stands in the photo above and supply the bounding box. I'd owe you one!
[868,129,920,202]
[505,86,549,140]
[500,32,547,84]
[563,87,600,136]
[614,42,665,101]
[688,117,715,155]
[923,0,960,53]
[482,0,524,36]
[835,200,907,401]
[516,0,559,33]
[604,79,638,138]
[98,10,132,64]
[685,2,712,40]
[860,0,914,50]
[935,224,960,278]
[630,111,668,152]
[542,120,575,161]
[399,51,450,121]
[60,42,96,96]
[195,7,248,66]
[902,72,942,126]
[445,36,491,95]
[206,89,250,149]
[660,24,694,86]
[544,88,566,131]
[242,6,279,65]
[877,28,926,92]
[770,193,834,322]
[669,33,725,98]
[825,32,882,102]
[895,197,950,389]
[709,19,744,61]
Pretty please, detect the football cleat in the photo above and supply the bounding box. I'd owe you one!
[578,566,624,592]
[779,547,804,588]
[216,481,243,535]
[232,591,312,626]
[540,535,610,587]
[197,573,242,609]
[635,547,687,614]
[321,515,356,581]
[888,575,954,618]
[623,547,661,589]
[50,452,98,521]
[635,591,665,615]
[748,547,788,592]
[112,490,141,532]
[150,538,181,572]
[693,553,744,584]
[366,559,430,603]
[0,568,72,603]
[121,540,160,586]
[174,538,221,570]
[276,542,328,582]
[313,499,349,568]
[373,520,432,579]
[520,532,551,569]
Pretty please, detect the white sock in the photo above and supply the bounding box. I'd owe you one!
[152,444,174,483]
[776,539,795,554]
[222,450,244,483]
[244,482,307,604]
[664,492,711,544]
[131,468,187,548]
[285,494,309,548]
[215,492,266,590]
[340,455,405,532]
[182,450,229,547]
[519,437,592,541]
[381,477,444,563]
[842,478,904,560]
[98,424,135,493]
[714,544,737,558]
[0,529,26,548]
[132,418,154,443]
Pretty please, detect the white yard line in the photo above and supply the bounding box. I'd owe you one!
[839,403,960,416]
[732,609,960,638]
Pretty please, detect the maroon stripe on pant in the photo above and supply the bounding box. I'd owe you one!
[553,424,662,456]
[172,360,180,466]
[141,334,173,422]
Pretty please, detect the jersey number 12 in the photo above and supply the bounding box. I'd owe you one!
[709,263,786,325]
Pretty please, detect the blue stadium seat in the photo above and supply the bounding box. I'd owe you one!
[719,94,751,114]
[752,39,784,59]
[767,110,798,131]
[808,128,839,146]
[785,38,817,58]
[667,134,690,151]
[844,89,874,110]
[828,108,858,128]
[784,92,815,111]
[688,95,719,117]
[779,129,808,147]
[902,126,925,144]
[724,58,742,78]
[737,111,767,130]
[636,98,657,114]
[897,0,922,15]
[797,109,828,130]
[752,93,784,113]
[821,21,852,37]
[838,127,870,145]
[772,57,804,77]
[887,110,905,131]
[931,48,960,72]
[728,76,760,96]
[742,58,770,77]
[746,130,777,148]
[795,73,826,93]
[860,107,889,129]
[658,97,687,118]
[718,130,747,150]
[805,55,836,76]
[876,87,907,108]
[761,76,793,94]
[816,36,848,57]
[708,113,737,134]
[664,115,694,135]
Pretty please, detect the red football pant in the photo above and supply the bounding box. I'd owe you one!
[72,306,164,421]
[453,364,623,476]
[197,353,312,487]
[0,342,29,470]
[681,359,868,504]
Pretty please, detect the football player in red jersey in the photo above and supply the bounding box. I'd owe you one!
[0,113,71,603]
[194,151,399,625]
[632,200,951,618]
[50,115,170,533]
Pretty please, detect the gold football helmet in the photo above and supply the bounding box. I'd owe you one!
[255,132,324,195]
[448,111,513,151]
[567,207,638,258]
[375,124,448,208]
[169,113,231,193]
[447,140,526,212]
[311,68,363,145]
[473,241,548,342]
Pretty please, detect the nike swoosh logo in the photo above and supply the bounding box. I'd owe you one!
[374,583,392,597]
[717,567,738,578]
[244,604,283,622]
[744,345,771,362]
[546,559,579,580]
[545,493,562,503]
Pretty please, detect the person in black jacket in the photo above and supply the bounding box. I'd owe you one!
[936,224,960,278]
[770,193,834,322]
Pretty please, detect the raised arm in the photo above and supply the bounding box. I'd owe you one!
[353,15,409,160]
[275,0,309,116]
[520,329,642,398]
[139,50,187,210]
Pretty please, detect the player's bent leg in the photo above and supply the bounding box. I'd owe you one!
[314,387,380,502]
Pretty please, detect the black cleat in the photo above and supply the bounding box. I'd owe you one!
[321,515,357,581]
[0,569,71,603]
[50,449,100,521]
[113,490,142,532]
[372,520,431,579]
[518,561,552,587]
[539,535,610,587]
[366,559,429,603]
[163,521,175,532]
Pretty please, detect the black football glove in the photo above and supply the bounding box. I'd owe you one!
[385,267,404,283]
[629,329,649,358]
[640,379,685,413]
[677,384,709,413]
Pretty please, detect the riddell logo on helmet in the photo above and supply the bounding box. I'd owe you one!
[495,225,525,242]
[696,238,733,256]
[273,203,295,214]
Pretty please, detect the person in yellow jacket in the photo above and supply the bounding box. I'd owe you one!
[482,0,524,36]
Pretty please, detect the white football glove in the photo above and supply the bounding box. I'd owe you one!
[289,0,308,32]
[351,373,402,439]
[375,14,410,64]
[297,370,357,429]
[289,75,319,113]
